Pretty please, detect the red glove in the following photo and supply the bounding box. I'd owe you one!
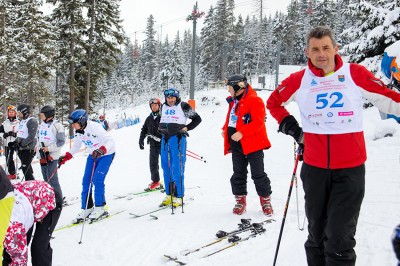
[92,146,107,159]
[58,152,73,168]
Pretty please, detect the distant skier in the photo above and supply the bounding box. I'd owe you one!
[139,98,163,191]
[267,26,400,265]
[58,109,115,222]
[222,74,273,216]
[158,88,202,207]
[99,114,110,131]
[0,105,20,179]
[8,104,38,181]
[37,105,65,198]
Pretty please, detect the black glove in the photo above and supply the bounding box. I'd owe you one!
[8,141,19,150]
[279,115,304,145]
[178,130,189,138]
[92,146,106,159]
[7,131,16,138]
[139,140,144,150]
[3,132,8,138]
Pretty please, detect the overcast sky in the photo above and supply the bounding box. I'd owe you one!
[119,0,292,43]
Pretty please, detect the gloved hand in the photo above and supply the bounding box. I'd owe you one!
[3,132,9,138]
[279,115,304,145]
[58,152,73,168]
[92,146,107,159]
[139,141,144,150]
[8,131,16,138]
[8,141,19,150]
[297,144,304,162]
[178,130,189,138]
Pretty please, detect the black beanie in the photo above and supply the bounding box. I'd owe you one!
[0,166,13,200]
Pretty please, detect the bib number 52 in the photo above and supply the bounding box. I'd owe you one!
[316,92,344,109]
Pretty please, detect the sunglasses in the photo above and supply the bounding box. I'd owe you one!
[164,89,179,97]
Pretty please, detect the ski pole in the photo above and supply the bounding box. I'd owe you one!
[273,151,301,266]
[78,160,96,244]
[186,153,207,163]
[186,149,203,159]
[293,142,305,231]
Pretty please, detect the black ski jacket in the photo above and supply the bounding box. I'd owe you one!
[139,113,162,147]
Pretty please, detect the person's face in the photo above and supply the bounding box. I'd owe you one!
[17,111,24,119]
[71,122,81,130]
[150,103,159,112]
[166,96,176,106]
[228,85,236,98]
[39,113,46,121]
[305,36,338,74]
[8,110,16,118]
[227,85,244,98]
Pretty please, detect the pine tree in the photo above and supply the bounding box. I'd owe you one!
[341,0,400,74]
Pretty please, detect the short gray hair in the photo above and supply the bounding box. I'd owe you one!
[306,26,337,48]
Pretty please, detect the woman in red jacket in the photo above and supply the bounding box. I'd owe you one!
[222,74,273,216]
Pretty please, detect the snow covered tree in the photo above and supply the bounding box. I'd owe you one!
[341,0,400,74]
[142,15,157,82]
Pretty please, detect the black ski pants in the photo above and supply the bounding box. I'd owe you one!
[17,149,35,181]
[149,145,161,183]
[229,132,271,197]
[300,163,365,266]
[4,147,16,175]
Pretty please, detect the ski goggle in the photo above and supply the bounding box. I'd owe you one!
[164,89,179,98]
[149,98,160,105]
[7,105,16,111]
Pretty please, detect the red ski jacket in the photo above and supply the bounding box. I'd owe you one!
[267,55,400,169]
[223,84,271,155]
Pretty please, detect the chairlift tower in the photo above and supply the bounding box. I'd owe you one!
[186,2,204,110]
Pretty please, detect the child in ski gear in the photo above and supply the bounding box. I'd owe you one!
[0,105,20,179]
[1,167,62,266]
[267,26,400,266]
[393,224,400,266]
[0,166,14,256]
[158,88,201,207]
[8,104,38,181]
[99,114,110,131]
[139,98,163,191]
[37,105,66,198]
[222,74,273,216]
[59,109,115,222]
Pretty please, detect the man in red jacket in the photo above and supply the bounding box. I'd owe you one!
[222,74,273,216]
[267,26,400,265]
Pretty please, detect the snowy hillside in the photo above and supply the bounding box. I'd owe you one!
[50,91,400,265]
[10,85,400,265]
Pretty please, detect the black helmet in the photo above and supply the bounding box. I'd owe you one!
[68,109,88,128]
[226,74,247,92]
[40,105,55,119]
[17,104,30,117]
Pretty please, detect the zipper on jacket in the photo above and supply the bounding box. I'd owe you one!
[327,135,331,169]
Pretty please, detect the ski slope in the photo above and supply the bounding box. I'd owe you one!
[11,73,400,266]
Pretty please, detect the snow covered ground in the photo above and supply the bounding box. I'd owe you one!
[7,73,400,265]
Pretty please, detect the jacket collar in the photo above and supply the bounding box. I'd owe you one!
[307,54,343,77]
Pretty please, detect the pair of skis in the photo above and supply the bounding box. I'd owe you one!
[54,210,126,232]
[113,185,165,200]
[164,218,275,265]
[129,197,194,220]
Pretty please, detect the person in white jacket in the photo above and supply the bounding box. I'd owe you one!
[58,109,115,222]
[0,105,20,179]
[37,105,65,198]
